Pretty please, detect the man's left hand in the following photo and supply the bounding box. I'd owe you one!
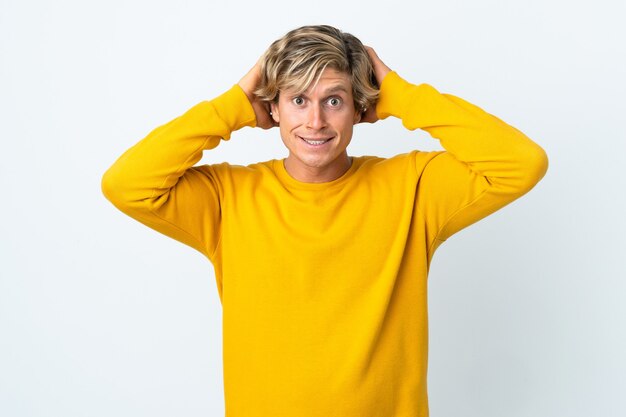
[359,46,392,124]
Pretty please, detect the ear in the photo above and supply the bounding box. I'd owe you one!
[270,101,280,123]
[353,109,362,124]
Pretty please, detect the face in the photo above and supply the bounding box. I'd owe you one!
[270,68,362,183]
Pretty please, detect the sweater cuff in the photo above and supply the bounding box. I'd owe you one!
[375,71,436,122]
[209,84,257,135]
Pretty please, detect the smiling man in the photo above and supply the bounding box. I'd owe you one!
[239,26,381,183]
[270,67,358,182]
[102,25,548,417]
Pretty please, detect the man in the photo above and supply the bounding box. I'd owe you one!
[102,25,548,417]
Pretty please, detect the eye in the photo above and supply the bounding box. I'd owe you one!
[327,97,342,107]
[292,96,305,106]
[327,97,341,107]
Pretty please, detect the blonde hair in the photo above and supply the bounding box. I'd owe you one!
[254,25,379,113]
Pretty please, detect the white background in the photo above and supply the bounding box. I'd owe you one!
[2,0,625,416]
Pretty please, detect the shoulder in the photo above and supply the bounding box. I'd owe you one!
[354,151,439,174]
[195,159,275,183]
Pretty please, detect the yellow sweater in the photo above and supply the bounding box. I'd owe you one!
[102,71,548,417]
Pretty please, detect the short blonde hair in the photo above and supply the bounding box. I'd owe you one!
[254,25,379,113]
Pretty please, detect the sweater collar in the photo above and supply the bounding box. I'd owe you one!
[272,157,360,190]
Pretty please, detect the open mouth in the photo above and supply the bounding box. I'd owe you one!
[298,136,334,146]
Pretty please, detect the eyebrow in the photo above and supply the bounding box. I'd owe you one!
[324,85,349,94]
[320,85,349,95]
[294,84,349,98]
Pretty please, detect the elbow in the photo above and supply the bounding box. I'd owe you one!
[518,143,549,192]
[488,141,549,195]
[101,165,136,209]
[534,145,549,179]
[101,167,121,205]
[101,165,162,213]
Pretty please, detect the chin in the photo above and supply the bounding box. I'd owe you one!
[296,154,333,168]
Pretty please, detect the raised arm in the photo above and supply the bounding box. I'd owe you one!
[366,48,549,258]
[100,65,268,261]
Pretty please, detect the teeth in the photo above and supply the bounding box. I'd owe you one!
[302,137,330,145]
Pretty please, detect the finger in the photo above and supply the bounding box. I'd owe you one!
[364,45,379,64]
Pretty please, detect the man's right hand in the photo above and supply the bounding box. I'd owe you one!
[238,58,277,130]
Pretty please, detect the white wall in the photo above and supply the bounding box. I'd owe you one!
[1,0,624,416]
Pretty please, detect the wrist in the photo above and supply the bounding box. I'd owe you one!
[211,85,257,133]
[375,71,415,120]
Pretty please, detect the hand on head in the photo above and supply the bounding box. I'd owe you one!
[238,46,392,128]
[357,46,392,124]
[238,58,278,130]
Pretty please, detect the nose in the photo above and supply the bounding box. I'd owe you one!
[306,104,326,130]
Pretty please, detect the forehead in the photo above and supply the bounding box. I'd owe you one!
[315,67,351,84]
[283,67,353,96]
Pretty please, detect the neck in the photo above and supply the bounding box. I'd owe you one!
[284,154,353,183]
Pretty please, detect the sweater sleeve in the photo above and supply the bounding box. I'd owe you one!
[101,84,257,262]
[376,71,549,259]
